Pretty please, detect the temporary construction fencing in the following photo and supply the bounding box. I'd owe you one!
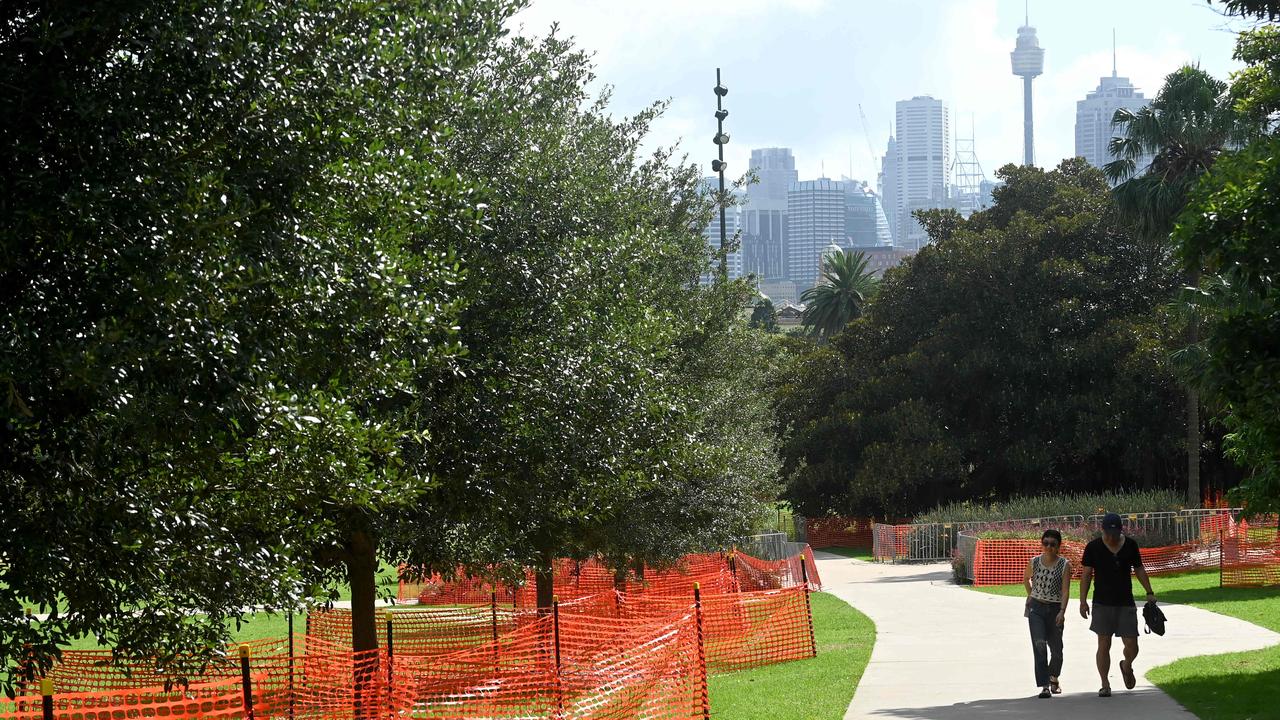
[398,550,820,606]
[958,513,1280,587]
[398,604,705,719]
[2,675,253,720]
[18,547,819,720]
[799,517,876,549]
[1220,520,1280,588]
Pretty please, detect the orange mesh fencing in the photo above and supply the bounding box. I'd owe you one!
[804,517,875,549]
[615,585,815,673]
[872,523,912,561]
[44,636,295,693]
[307,606,535,660]
[27,547,819,720]
[969,519,1280,586]
[1221,522,1280,588]
[401,608,703,719]
[1,675,252,720]
[37,640,414,720]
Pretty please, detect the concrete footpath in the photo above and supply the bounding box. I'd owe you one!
[814,551,1280,719]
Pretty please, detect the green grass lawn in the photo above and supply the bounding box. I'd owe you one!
[967,569,1280,720]
[708,591,875,719]
[814,546,875,561]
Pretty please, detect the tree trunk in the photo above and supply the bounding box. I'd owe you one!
[1187,385,1201,507]
[344,529,379,720]
[1186,267,1202,508]
[535,560,554,614]
[346,529,380,653]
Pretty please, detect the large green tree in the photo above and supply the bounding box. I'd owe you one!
[1174,22,1280,514]
[1104,64,1261,505]
[1,0,511,682]
[777,160,1185,518]
[395,31,777,607]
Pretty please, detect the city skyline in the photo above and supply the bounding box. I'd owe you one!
[508,0,1246,183]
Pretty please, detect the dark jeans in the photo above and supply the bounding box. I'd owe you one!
[1027,599,1064,687]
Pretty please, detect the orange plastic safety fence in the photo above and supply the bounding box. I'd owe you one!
[616,585,814,673]
[308,606,536,660]
[400,609,703,719]
[733,548,821,591]
[1221,525,1280,588]
[872,524,913,561]
[44,636,295,694]
[970,522,1280,586]
[0,675,251,720]
[804,517,875,549]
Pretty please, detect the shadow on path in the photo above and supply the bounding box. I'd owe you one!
[870,688,1168,719]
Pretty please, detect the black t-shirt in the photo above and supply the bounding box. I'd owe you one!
[1082,536,1143,606]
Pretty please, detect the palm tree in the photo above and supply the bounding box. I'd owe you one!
[1104,65,1260,506]
[800,249,878,341]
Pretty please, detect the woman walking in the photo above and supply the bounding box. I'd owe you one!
[1024,529,1072,698]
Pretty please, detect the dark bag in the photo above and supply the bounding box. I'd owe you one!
[1143,601,1167,636]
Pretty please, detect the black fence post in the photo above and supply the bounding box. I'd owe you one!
[239,644,255,720]
[693,583,710,720]
[490,591,500,672]
[800,556,817,657]
[40,678,53,720]
[287,611,296,720]
[552,597,563,717]
[384,609,395,714]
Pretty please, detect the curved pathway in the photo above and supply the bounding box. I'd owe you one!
[814,551,1280,719]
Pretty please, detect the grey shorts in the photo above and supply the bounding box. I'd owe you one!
[1090,603,1139,638]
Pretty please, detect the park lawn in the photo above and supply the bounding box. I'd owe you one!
[708,591,874,719]
[967,569,1280,720]
[815,546,875,561]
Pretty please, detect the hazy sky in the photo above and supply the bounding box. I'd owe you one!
[508,0,1251,185]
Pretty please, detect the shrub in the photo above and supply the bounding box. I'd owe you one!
[914,490,1188,525]
[975,525,1185,548]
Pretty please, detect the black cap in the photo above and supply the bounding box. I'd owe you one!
[1101,512,1123,530]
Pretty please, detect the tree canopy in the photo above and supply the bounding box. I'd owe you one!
[777,160,1187,518]
[1174,23,1280,514]
[2,0,780,687]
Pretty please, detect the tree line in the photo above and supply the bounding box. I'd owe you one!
[0,0,778,689]
[774,0,1280,521]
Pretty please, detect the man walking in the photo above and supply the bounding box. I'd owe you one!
[1079,512,1157,697]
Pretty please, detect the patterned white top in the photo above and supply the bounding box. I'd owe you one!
[1030,555,1069,603]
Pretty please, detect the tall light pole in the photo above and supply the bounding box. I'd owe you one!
[712,69,730,279]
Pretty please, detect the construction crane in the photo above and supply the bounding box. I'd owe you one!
[858,104,879,174]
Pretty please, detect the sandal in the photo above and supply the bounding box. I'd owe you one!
[1050,679,1062,694]
[1099,687,1112,697]
[1120,660,1137,689]
[1038,688,1052,699]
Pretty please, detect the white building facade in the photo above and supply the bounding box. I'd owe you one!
[894,96,950,251]
[786,178,846,291]
[1075,70,1151,178]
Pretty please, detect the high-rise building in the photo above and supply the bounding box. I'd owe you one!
[699,176,742,282]
[893,96,950,251]
[787,178,846,290]
[878,134,899,244]
[842,180,894,247]
[1075,45,1151,179]
[1011,13,1045,166]
[741,148,797,280]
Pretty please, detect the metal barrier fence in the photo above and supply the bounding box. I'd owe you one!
[736,532,807,562]
[877,509,1244,565]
